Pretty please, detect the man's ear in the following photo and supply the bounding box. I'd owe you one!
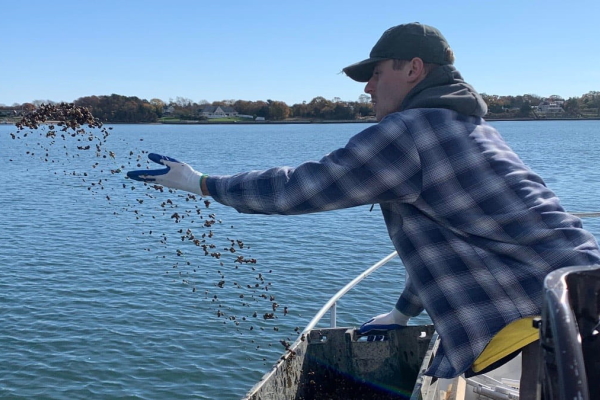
[406,57,425,82]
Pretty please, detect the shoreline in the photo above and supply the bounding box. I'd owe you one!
[146,116,600,125]
[2,117,599,126]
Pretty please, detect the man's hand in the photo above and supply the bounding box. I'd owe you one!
[127,153,205,196]
[358,308,410,336]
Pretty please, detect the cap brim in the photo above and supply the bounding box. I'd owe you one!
[342,57,385,82]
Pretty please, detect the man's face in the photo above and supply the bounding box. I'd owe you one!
[364,59,412,121]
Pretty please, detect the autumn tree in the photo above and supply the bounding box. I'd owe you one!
[21,103,36,112]
[74,94,159,123]
[233,99,269,118]
[267,100,290,120]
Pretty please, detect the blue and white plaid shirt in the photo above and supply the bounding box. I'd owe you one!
[206,108,600,378]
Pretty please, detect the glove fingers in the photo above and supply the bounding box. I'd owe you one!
[359,323,403,335]
[127,153,178,182]
[127,169,158,182]
[148,153,181,165]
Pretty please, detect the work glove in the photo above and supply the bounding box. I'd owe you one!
[358,308,410,340]
[126,153,205,196]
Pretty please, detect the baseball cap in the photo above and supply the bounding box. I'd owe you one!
[343,22,452,82]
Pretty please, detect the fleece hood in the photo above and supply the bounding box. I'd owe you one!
[401,65,487,117]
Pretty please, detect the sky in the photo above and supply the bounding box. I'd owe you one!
[1,0,599,106]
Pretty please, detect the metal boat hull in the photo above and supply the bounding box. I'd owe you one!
[245,325,435,399]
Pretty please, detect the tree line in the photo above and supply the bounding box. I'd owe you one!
[482,92,600,119]
[0,94,374,123]
[1,91,599,123]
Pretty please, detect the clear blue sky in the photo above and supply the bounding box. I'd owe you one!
[2,0,598,106]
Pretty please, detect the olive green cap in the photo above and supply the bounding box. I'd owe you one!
[343,22,452,82]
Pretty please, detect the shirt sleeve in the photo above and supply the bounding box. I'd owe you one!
[395,274,425,317]
[205,116,422,215]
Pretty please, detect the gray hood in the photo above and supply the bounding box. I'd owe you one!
[401,65,487,117]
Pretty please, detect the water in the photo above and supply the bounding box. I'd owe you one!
[1,120,599,399]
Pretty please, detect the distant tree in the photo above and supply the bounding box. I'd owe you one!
[150,98,165,109]
[232,100,252,115]
[331,102,355,119]
[233,100,268,117]
[210,100,226,107]
[290,101,309,119]
[74,94,159,123]
[149,98,165,117]
[307,96,332,119]
[563,97,580,117]
[355,102,374,118]
[175,97,194,107]
[22,103,36,112]
[518,102,532,118]
[358,94,370,103]
[268,101,290,120]
[74,96,101,114]
[32,99,56,107]
[255,101,270,118]
[523,94,542,105]
[583,91,600,116]
[482,93,505,114]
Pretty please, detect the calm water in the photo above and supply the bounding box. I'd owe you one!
[1,120,599,399]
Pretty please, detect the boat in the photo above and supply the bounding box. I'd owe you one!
[243,244,600,399]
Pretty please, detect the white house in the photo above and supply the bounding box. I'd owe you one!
[199,106,238,118]
[537,100,564,115]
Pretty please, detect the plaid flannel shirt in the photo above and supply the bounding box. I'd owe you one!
[206,108,600,378]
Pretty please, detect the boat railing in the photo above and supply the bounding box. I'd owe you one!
[300,250,399,335]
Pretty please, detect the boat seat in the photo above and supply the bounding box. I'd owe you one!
[468,316,539,376]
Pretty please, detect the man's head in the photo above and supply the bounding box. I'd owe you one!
[343,23,454,120]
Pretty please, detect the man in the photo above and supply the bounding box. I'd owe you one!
[127,23,600,398]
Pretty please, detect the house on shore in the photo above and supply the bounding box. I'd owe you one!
[533,99,565,116]
[162,105,175,115]
[199,105,238,118]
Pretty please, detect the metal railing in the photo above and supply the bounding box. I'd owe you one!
[300,251,399,335]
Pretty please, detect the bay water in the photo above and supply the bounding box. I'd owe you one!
[1,120,599,399]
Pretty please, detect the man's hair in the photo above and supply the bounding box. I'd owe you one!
[392,48,455,75]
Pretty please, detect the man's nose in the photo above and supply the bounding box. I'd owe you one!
[364,79,374,94]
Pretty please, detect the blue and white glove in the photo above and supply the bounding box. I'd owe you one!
[358,308,410,337]
[127,153,205,196]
